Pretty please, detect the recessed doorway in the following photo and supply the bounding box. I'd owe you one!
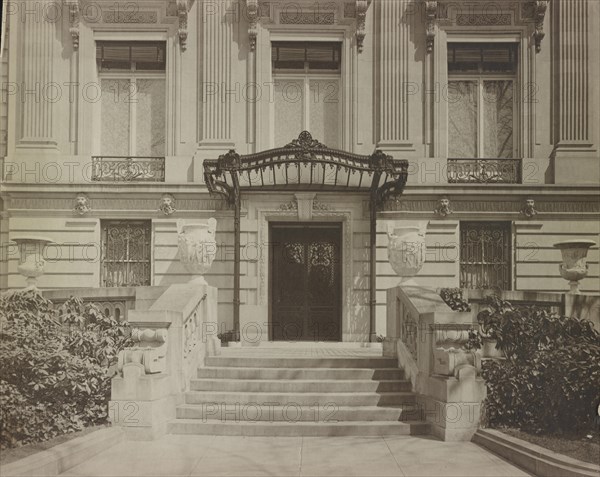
[269,223,342,341]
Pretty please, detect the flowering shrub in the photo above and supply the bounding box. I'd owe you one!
[0,290,132,449]
[472,296,600,434]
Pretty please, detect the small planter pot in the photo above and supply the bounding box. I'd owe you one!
[481,338,504,359]
[221,341,242,348]
[382,338,396,357]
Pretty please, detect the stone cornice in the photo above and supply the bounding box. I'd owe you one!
[1,182,598,197]
[244,0,372,52]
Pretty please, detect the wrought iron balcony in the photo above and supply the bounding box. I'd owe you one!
[447,158,522,184]
[91,156,165,182]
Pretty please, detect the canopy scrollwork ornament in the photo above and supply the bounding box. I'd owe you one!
[203,131,409,210]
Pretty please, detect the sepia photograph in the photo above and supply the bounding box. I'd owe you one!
[0,0,599,476]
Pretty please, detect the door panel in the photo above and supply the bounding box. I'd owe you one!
[271,224,342,341]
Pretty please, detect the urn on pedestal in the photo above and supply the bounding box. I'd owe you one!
[10,236,54,288]
[387,222,427,286]
[177,219,217,285]
[553,239,596,294]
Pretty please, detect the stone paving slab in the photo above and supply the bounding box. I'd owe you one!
[219,347,385,358]
[60,434,533,477]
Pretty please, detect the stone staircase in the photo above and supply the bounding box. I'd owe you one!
[168,347,430,437]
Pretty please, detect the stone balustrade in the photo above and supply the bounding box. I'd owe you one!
[43,287,168,322]
[109,283,220,439]
[385,286,485,441]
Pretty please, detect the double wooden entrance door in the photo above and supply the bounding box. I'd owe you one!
[270,223,342,341]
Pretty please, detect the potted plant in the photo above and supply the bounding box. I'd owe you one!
[217,329,241,347]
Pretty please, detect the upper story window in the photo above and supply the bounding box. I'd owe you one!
[272,42,341,148]
[447,43,518,159]
[96,42,166,157]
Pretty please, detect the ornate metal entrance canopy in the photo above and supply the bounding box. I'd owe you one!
[203,131,409,341]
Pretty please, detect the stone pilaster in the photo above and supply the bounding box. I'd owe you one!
[377,0,413,151]
[17,0,57,147]
[199,0,233,144]
[552,0,600,183]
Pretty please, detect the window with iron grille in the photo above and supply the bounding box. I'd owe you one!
[447,43,518,159]
[100,220,151,287]
[460,222,512,290]
[96,41,166,157]
[272,41,342,148]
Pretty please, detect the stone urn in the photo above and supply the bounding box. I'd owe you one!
[553,239,596,294]
[177,219,217,285]
[10,236,54,288]
[387,222,427,286]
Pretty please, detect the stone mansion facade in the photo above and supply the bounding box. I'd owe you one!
[1,0,599,341]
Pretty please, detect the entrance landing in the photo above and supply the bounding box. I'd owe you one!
[219,343,384,358]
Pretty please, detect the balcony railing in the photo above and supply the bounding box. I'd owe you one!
[91,156,165,182]
[447,158,522,184]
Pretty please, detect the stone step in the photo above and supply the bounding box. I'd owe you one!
[184,391,416,407]
[197,366,405,380]
[189,378,411,393]
[168,419,430,437]
[176,404,423,422]
[204,356,398,369]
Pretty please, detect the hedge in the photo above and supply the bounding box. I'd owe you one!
[0,289,132,449]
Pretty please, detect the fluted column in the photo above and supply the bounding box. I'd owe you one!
[18,0,56,146]
[200,0,233,143]
[377,0,413,150]
[553,0,599,183]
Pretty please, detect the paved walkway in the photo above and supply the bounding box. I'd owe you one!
[61,434,531,476]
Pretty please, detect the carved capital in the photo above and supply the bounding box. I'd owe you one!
[355,0,370,53]
[65,0,80,50]
[533,0,548,53]
[177,0,196,51]
[246,0,259,51]
[424,1,438,54]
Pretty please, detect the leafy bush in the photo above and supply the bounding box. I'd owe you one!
[472,295,600,434]
[440,288,471,312]
[0,290,132,449]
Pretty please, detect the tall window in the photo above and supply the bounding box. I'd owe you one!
[101,220,151,287]
[460,222,512,290]
[447,43,517,159]
[96,42,166,157]
[272,42,341,148]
